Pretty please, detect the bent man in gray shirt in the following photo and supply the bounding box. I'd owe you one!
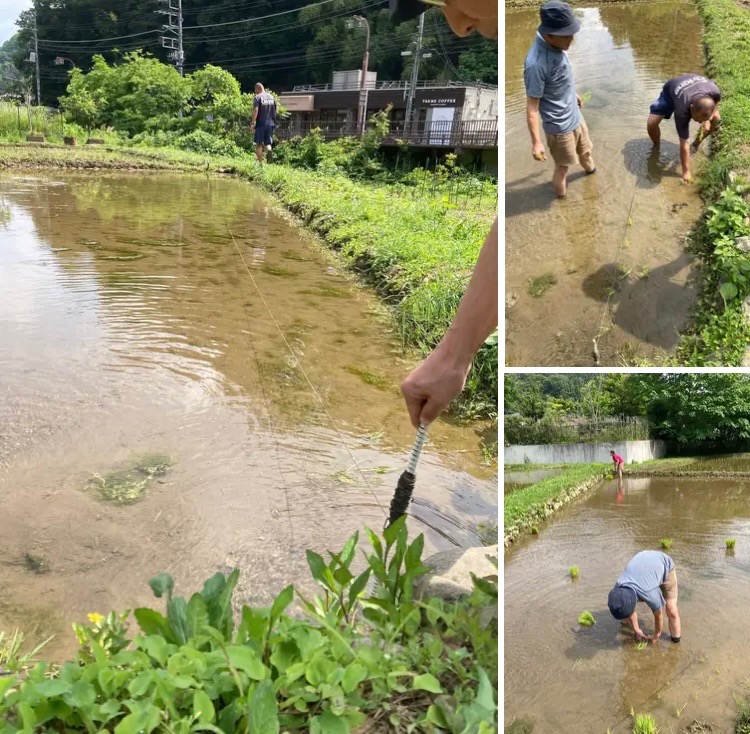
[524,0,595,197]
[608,550,682,644]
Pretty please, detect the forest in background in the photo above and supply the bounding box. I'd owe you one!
[0,0,497,103]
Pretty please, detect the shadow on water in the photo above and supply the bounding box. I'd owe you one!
[505,170,590,219]
[622,138,683,188]
[581,252,697,350]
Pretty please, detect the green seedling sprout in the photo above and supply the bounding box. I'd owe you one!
[635,641,648,651]
[726,538,736,550]
[632,712,659,734]
[578,610,595,627]
[569,566,580,579]
[660,538,673,550]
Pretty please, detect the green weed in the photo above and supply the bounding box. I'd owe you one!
[527,273,557,298]
[87,453,172,504]
[0,517,498,731]
[344,365,390,390]
[727,538,737,549]
[632,713,659,734]
[261,264,298,278]
[660,539,673,550]
[569,566,580,579]
[578,611,596,627]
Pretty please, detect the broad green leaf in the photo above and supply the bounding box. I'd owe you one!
[365,529,383,559]
[310,711,349,734]
[475,667,496,712]
[269,585,294,623]
[168,596,190,645]
[148,572,174,600]
[247,679,279,734]
[193,689,216,724]
[238,607,269,647]
[413,673,443,694]
[64,680,96,708]
[134,608,175,643]
[18,701,36,729]
[211,569,239,637]
[128,671,153,697]
[226,645,267,680]
[0,675,18,698]
[348,569,371,606]
[383,515,406,549]
[141,634,169,665]
[114,704,161,734]
[200,573,226,608]
[269,640,298,673]
[470,573,498,599]
[305,654,337,686]
[306,550,327,585]
[35,678,72,697]
[341,663,368,693]
[426,704,450,728]
[284,662,306,683]
[340,532,358,567]
[720,281,739,301]
[187,593,211,639]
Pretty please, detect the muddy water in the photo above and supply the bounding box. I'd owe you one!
[505,476,750,733]
[0,173,496,660]
[505,2,706,366]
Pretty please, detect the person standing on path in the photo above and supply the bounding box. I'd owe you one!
[647,73,721,185]
[608,550,682,644]
[610,449,624,481]
[391,0,498,428]
[250,83,277,165]
[524,0,595,197]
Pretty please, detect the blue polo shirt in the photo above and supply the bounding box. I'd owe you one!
[616,551,675,612]
[524,33,581,135]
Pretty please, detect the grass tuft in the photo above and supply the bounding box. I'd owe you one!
[527,273,557,298]
[726,538,736,549]
[578,611,595,627]
[660,539,673,550]
[569,566,580,579]
[632,713,659,734]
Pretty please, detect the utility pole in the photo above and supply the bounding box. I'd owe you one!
[404,12,425,135]
[157,0,184,77]
[347,15,371,137]
[32,9,41,105]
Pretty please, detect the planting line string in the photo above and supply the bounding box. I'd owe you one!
[592,160,641,364]
[225,217,296,550]
[607,657,697,732]
[226,222,388,522]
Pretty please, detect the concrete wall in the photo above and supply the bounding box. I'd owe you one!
[504,439,667,465]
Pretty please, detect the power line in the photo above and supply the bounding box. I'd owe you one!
[39,29,158,44]
[181,0,336,30]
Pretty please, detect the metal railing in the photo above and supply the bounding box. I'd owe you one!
[275,118,498,149]
[290,79,498,92]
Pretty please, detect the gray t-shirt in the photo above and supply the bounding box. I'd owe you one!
[524,33,581,136]
[254,92,277,126]
[664,74,721,140]
[616,551,675,612]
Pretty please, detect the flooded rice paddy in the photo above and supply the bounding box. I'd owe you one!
[505,2,705,366]
[0,173,496,660]
[505,476,750,733]
[504,467,565,495]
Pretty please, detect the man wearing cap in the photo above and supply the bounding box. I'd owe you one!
[390,0,498,39]
[608,551,682,644]
[524,0,595,197]
[392,0,498,429]
[647,73,721,185]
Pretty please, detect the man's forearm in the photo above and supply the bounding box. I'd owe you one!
[680,142,690,174]
[527,108,543,146]
[435,218,498,369]
[653,609,663,638]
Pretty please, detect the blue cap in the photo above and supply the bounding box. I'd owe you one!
[539,0,581,36]
[608,585,637,620]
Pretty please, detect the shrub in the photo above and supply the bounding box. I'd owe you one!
[0,517,498,732]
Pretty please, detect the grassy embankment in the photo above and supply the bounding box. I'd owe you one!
[676,0,750,366]
[503,463,609,544]
[0,122,497,420]
[625,453,750,476]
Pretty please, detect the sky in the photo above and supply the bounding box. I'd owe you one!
[0,0,31,46]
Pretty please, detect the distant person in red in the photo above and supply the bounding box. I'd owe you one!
[610,449,624,480]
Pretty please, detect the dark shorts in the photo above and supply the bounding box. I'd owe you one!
[650,87,674,119]
[254,123,274,146]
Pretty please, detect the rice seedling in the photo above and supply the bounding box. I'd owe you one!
[578,611,596,627]
[660,538,673,550]
[635,641,648,651]
[87,453,172,504]
[632,712,659,734]
[344,365,390,389]
[527,273,557,298]
[569,565,580,579]
[726,538,736,549]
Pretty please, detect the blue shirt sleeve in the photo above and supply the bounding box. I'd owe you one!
[524,60,546,100]
[640,587,665,612]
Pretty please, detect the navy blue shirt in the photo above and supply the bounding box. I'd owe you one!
[663,74,721,140]
[254,92,277,126]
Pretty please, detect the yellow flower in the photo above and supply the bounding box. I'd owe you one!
[87,612,104,625]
